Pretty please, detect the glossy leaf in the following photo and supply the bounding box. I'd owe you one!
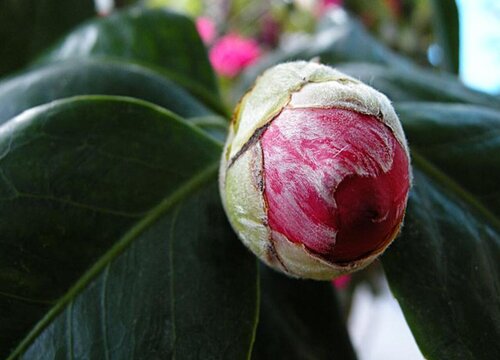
[382,102,500,358]
[429,0,460,73]
[383,167,500,359]
[0,96,257,358]
[337,63,500,110]
[251,267,357,360]
[36,7,222,110]
[189,115,229,143]
[0,59,213,124]
[396,102,500,215]
[0,0,95,77]
[314,8,412,69]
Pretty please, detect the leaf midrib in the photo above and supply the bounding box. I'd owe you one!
[7,160,220,359]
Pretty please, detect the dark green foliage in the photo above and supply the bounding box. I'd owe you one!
[0,59,213,123]
[0,2,498,360]
[252,267,358,360]
[382,103,500,359]
[0,97,257,358]
[0,0,95,76]
[36,6,223,113]
[384,168,500,360]
[338,64,500,109]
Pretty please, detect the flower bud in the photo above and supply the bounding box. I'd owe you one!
[219,61,411,280]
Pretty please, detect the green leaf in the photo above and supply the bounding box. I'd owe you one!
[0,96,257,358]
[396,102,500,216]
[0,59,214,124]
[0,0,95,77]
[189,115,229,143]
[251,267,357,360]
[383,167,500,359]
[383,102,500,359]
[314,9,412,69]
[36,6,222,112]
[338,63,500,110]
[429,0,460,73]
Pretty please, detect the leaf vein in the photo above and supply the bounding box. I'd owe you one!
[169,205,182,359]
[101,265,111,360]
[6,161,219,359]
[4,192,147,218]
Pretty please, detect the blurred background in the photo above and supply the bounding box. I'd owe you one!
[96,0,500,96]
[95,0,498,358]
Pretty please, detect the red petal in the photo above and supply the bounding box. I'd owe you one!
[261,107,409,263]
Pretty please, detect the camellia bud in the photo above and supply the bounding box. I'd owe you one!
[219,61,411,280]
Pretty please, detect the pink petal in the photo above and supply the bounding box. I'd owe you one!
[196,17,216,45]
[261,108,410,263]
[209,33,261,77]
[332,275,351,289]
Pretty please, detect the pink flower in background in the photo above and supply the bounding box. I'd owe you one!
[332,274,351,289]
[209,33,262,77]
[196,17,216,45]
[323,0,343,7]
[316,0,343,18]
